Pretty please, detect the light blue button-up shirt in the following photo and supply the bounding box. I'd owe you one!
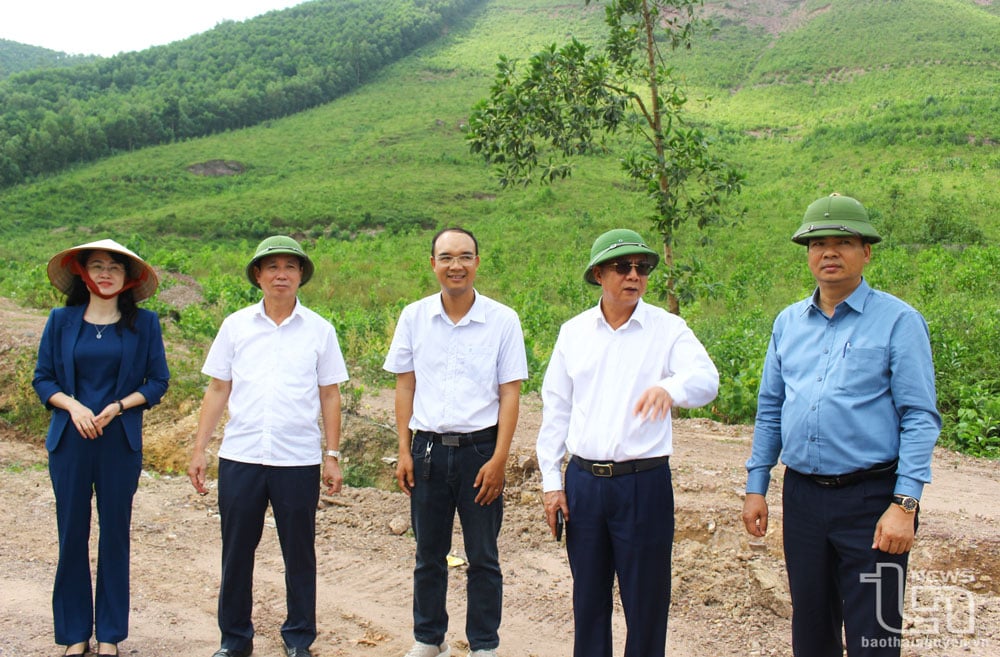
[746,278,941,499]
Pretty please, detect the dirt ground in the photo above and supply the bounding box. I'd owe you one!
[1,297,998,657]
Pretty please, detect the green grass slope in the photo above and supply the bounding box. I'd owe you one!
[751,0,1000,79]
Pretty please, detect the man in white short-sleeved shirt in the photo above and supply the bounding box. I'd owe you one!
[188,236,348,657]
[384,227,528,657]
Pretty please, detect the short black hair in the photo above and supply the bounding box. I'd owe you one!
[431,227,479,256]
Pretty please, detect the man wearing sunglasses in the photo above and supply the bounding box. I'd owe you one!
[536,228,719,657]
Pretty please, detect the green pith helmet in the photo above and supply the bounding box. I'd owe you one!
[245,235,314,287]
[584,228,660,285]
[792,193,882,245]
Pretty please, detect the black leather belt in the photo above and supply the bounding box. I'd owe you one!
[794,460,897,488]
[418,426,498,447]
[571,455,669,478]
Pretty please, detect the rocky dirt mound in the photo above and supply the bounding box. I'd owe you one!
[186,160,247,177]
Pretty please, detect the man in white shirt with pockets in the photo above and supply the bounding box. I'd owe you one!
[188,235,348,657]
[384,227,528,657]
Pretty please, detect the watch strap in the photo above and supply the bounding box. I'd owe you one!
[892,494,919,512]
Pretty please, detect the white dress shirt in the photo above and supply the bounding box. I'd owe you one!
[536,298,719,492]
[383,291,528,433]
[202,299,349,466]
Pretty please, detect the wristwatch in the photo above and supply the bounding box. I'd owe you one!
[892,494,919,513]
[324,449,341,460]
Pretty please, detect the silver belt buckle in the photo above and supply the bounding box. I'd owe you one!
[441,434,461,447]
[591,462,614,477]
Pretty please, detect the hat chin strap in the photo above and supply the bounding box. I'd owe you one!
[67,257,142,300]
[593,241,649,262]
[802,224,862,237]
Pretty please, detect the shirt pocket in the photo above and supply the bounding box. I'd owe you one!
[837,346,888,395]
[459,345,497,388]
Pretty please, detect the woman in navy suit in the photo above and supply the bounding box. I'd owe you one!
[33,239,170,657]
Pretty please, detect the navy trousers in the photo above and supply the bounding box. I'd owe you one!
[49,424,141,645]
[217,459,320,650]
[565,459,674,657]
[783,468,913,657]
[409,433,503,652]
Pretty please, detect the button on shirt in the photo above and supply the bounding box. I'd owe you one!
[382,291,528,433]
[536,299,720,492]
[746,279,940,499]
[202,299,349,466]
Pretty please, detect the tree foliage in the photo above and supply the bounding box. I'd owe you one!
[0,0,485,188]
[467,0,743,313]
[0,40,95,80]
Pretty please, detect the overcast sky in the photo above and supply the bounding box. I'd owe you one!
[1,1,308,57]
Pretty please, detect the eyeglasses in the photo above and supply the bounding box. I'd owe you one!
[606,261,654,276]
[87,262,126,276]
[435,253,476,266]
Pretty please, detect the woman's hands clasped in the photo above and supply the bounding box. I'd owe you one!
[69,399,119,439]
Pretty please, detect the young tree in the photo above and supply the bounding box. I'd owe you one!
[467,0,744,314]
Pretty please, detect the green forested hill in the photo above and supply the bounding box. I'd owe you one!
[0,40,94,79]
[0,0,485,186]
[0,0,997,456]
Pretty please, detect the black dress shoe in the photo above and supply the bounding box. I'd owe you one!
[211,645,253,657]
[284,646,312,657]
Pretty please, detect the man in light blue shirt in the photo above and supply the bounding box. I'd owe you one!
[742,194,940,657]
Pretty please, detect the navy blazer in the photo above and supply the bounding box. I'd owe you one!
[33,305,170,452]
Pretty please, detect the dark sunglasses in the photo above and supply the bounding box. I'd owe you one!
[607,261,655,276]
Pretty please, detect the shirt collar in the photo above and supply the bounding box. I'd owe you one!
[592,297,648,330]
[436,290,485,326]
[253,297,302,326]
[844,277,872,313]
[807,277,871,316]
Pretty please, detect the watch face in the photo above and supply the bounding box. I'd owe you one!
[895,495,918,511]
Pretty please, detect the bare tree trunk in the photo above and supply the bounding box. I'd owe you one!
[663,239,679,315]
